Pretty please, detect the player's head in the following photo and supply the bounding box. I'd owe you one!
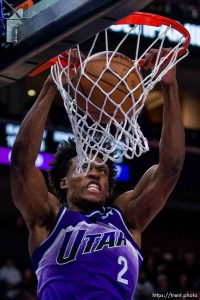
[48,138,117,208]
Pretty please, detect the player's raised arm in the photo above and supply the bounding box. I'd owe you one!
[10,50,80,232]
[114,49,185,243]
[10,74,58,229]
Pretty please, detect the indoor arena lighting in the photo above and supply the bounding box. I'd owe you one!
[27,89,37,97]
[0,146,130,182]
[110,22,200,47]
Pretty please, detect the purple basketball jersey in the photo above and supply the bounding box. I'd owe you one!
[32,205,143,299]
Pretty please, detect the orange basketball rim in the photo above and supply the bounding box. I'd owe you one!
[29,12,190,77]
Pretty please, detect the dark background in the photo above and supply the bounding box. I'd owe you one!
[0,1,199,299]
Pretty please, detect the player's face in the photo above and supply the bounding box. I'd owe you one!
[61,156,110,211]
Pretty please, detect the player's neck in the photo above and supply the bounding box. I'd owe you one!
[66,200,105,213]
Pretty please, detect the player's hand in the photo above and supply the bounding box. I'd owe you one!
[60,48,85,66]
[59,48,86,82]
[59,48,85,73]
[50,48,85,87]
[143,48,177,85]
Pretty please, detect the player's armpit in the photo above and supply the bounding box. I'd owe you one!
[113,163,180,233]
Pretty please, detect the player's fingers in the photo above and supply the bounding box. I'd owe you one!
[162,47,172,54]
[59,49,78,63]
[161,48,173,62]
[144,48,173,69]
[144,49,158,69]
[79,51,86,62]
[69,49,86,65]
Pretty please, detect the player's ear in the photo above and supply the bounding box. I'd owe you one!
[60,177,68,190]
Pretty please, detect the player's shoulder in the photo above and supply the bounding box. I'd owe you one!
[106,204,142,251]
[104,204,126,225]
[112,190,136,214]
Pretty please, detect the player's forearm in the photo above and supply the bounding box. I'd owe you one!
[159,80,185,173]
[11,77,57,166]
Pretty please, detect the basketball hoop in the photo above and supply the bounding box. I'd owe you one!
[51,12,190,174]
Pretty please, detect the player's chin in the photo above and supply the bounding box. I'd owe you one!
[82,192,107,206]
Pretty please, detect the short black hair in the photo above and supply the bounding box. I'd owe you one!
[48,138,117,204]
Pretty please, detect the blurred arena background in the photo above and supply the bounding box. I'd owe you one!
[0,0,199,299]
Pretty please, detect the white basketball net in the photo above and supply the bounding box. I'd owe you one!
[51,18,189,174]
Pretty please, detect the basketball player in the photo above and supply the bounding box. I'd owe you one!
[10,49,184,299]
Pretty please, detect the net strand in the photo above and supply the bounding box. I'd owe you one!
[51,21,189,174]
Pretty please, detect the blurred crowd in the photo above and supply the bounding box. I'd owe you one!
[0,216,37,300]
[0,259,36,300]
[134,248,200,300]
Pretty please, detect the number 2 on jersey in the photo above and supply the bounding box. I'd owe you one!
[117,256,128,285]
